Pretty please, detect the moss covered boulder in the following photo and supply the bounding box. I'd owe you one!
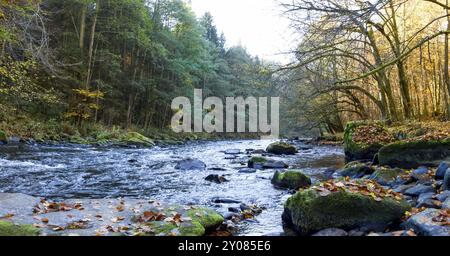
[266,142,298,155]
[344,122,394,162]
[187,207,224,232]
[338,161,375,178]
[248,157,268,168]
[0,130,7,144]
[121,132,155,147]
[144,220,206,236]
[378,139,450,169]
[0,221,40,236]
[272,171,311,190]
[370,167,404,186]
[282,181,410,235]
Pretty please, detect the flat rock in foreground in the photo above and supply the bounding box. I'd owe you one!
[0,193,224,236]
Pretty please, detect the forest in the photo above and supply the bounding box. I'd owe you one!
[0,0,278,141]
[282,0,450,135]
[0,0,450,239]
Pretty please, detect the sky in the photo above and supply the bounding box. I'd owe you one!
[189,0,296,64]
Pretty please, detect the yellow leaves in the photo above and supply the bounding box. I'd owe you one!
[72,88,104,100]
[311,179,404,202]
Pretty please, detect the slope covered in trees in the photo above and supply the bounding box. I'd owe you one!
[0,0,277,140]
[281,0,450,136]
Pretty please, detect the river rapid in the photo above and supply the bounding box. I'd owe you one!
[0,140,344,236]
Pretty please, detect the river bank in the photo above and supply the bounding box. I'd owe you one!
[0,121,449,236]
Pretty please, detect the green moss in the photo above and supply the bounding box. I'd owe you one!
[187,207,224,232]
[344,121,388,162]
[378,139,450,168]
[178,221,206,236]
[248,157,268,168]
[370,168,404,185]
[0,130,7,142]
[0,221,40,236]
[272,171,311,190]
[121,132,155,147]
[266,142,298,155]
[283,189,410,235]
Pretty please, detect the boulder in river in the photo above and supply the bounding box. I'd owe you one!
[404,209,450,236]
[338,161,375,179]
[271,171,311,190]
[205,174,229,184]
[175,158,206,171]
[248,157,267,168]
[282,180,410,235]
[266,142,298,155]
[247,157,288,169]
[378,140,450,169]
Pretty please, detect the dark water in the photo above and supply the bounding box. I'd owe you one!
[0,140,344,236]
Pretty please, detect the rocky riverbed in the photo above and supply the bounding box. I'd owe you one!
[0,139,344,236]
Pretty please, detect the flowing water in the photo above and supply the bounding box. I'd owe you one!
[0,140,344,236]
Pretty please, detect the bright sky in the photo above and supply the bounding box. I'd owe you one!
[189,0,296,64]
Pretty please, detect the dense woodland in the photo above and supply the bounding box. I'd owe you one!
[0,0,278,138]
[1,0,450,139]
[282,0,450,135]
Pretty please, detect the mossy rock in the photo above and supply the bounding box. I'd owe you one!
[282,189,410,235]
[121,132,155,147]
[0,130,7,143]
[187,207,224,232]
[378,139,450,168]
[344,122,390,162]
[370,168,404,186]
[0,221,40,236]
[248,157,268,168]
[145,221,205,236]
[266,142,298,155]
[338,161,375,178]
[272,171,311,190]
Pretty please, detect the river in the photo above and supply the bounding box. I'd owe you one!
[0,140,344,236]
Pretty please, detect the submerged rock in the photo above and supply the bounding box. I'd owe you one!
[271,171,311,190]
[378,140,450,169]
[282,187,410,235]
[266,142,298,155]
[175,158,206,171]
[225,149,241,155]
